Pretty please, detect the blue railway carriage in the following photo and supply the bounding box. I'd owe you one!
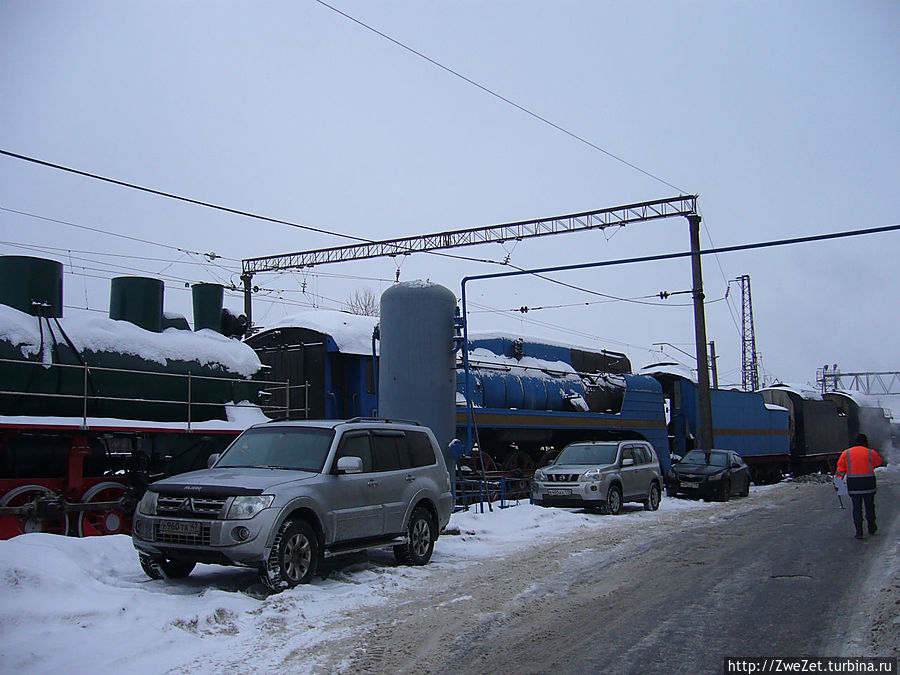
[245,312,378,421]
[644,366,791,483]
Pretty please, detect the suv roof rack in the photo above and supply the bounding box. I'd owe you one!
[345,416,421,426]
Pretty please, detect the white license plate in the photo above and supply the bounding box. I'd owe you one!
[158,519,201,535]
[547,488,572,496]
[680,481,700,489]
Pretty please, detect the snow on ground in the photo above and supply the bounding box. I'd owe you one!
[0,484,800,675]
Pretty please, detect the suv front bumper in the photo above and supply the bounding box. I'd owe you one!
[532,479,608,507]
[131,507,280,565]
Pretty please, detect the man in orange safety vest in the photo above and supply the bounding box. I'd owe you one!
[834,433,883,539]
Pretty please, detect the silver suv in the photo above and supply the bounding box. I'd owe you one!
[132,418,453,592]
[532,440,662,514]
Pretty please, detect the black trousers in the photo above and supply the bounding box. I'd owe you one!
[850,492,876,527]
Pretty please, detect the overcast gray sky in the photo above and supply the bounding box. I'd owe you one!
[1,1,898,390]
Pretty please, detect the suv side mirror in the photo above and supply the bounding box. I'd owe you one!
[207,453,220,469]
[621,458,635,467]
[336,456,363,475]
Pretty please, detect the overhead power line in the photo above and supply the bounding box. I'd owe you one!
[0,205,230,258]
[0,149,364,242]
[313,0,687,194]
[0,151,525,270]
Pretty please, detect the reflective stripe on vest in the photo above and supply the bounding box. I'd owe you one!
[846,448,875,477]
[846,448,876,495]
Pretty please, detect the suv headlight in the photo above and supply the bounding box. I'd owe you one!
[581,468,603,481]
[227,495,274,520]
[534,468,547,481]
[137,490,158,515]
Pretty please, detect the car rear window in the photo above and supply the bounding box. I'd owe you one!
[406,431,437,467]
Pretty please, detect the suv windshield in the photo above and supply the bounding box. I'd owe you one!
[556,443,619,465]
[681,450,728,467]
[216,427,335,472]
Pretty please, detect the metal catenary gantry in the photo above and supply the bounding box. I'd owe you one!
[240,193,716,448]
[241,195,698,276]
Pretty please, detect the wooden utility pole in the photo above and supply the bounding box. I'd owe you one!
[688,213,714,450]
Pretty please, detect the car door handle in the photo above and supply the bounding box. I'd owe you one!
[367,479,379,487]
[405,474,416,483]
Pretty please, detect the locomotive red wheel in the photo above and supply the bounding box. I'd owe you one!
[501,450,536,476]
[76,482,131,537]
[0,485,68,538]
[459,451,498,474]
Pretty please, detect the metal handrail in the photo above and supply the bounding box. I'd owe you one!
[0,356,291,429]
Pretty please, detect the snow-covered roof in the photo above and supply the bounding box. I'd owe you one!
[825,389,891,411]
[261,310,378,355]
[469,330,617,356]
[0,304,261,377]
[760,382,822,400]
[639,362,697,383]
[464,347,578,376]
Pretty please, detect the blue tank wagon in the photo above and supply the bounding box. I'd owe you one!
[456,337,671,476]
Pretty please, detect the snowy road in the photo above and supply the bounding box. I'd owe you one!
[1,470,897,674]
[338,473,900,674]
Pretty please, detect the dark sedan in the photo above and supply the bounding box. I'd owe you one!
[665,449,751,501]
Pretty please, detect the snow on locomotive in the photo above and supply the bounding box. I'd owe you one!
[0,256,275,539]
[246,302,891,487]
[247,308,673,477]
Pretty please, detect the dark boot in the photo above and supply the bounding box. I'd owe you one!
[855,523,864,539]
[868,521,877,535]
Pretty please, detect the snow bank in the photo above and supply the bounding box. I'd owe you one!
[0,488,782,674]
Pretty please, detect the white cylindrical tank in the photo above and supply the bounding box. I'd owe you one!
[379,281,457,467]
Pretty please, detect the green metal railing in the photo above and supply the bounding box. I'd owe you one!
[0,356,298,430]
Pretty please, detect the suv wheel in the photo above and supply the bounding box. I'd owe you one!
[139,554,195,579]
[644,483,661,511]
[260,519,319,592]
[601,485,623,516]
[394,506,436,566]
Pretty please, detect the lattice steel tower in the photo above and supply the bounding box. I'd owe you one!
[737,274,760,391]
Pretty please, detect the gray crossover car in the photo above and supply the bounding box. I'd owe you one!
[532,440,663,514]
[132,418,453,592]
